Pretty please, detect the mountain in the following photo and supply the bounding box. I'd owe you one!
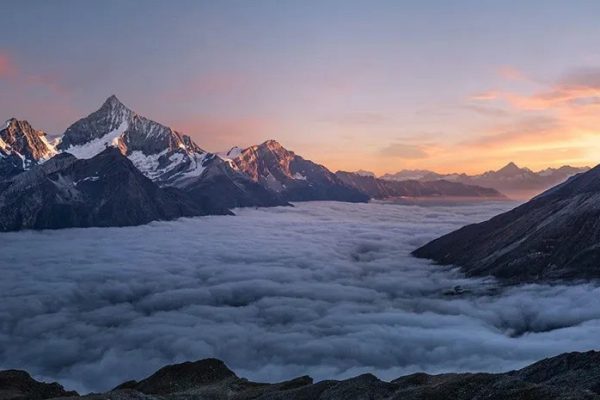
[353,169,375,177]
[57,95,209,186]
[5,351,600,399]
[225,140,369,203]
[0,118,56,178]
[56,96,286,209]
[381,169,441,181]
[0,369,77,399]
[182,154,288,210]
[0,148,214,231]
[336,171,505,199]
[382,163,589,199]
[413,164,600,282]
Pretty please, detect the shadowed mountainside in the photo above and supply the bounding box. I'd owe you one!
[413,163,600,282]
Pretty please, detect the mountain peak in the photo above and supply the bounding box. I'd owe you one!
[4,118,32,130]
[101,94,129,112]
[5,117,18,127]
[261,139,283,149]
[498,161,522,173]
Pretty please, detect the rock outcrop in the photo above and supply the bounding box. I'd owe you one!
[3,351,600,399]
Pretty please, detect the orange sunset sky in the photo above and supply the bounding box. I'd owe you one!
[2,1,600,175]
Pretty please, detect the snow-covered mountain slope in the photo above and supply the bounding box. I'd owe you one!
[0,118,56,177]
[226,140,369,202]
[58,95,210,186]
[217,146,242,162]
[54,96,286,209]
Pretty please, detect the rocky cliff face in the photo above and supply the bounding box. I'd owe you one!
[413,164,600,282]
[336,171,505,199]
[0,148,213,231]
[228,140,369,203]
[58,95,209,186]
[3,351,600,400]
[0,119,56,178]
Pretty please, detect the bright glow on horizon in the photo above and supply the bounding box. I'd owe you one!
[2,1,600,175]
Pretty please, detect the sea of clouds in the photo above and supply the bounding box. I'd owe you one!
[1,200,600,393]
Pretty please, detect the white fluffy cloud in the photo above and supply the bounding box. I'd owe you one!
[1,200,599,393]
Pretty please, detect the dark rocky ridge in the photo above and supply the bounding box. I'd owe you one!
[336,171,505,199]
[3,351,600,399]
[0,148,216,231]
[0,370,77,400]
[230,140,369,203]
[413,163,600,282]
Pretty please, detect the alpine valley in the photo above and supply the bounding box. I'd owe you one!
[0,96,508,231]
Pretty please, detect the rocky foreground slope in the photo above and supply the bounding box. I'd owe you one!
[413,163,600,282]
[2,351,600,399]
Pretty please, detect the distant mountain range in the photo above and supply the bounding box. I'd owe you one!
[413,163,600,282]
[0,96,507,231]
[381,162,589,199]
[4,351,600,399]
[336,171,504,199]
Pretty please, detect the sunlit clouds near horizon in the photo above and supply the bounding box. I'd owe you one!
[2,0,600,174]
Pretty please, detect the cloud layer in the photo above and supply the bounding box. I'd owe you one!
[1,201,599,394]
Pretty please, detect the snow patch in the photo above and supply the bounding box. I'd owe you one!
[170,152,209,184]
[128,149,171,180]
[74,176,101,186]
[63,121,129,159]
[38,134,58,162]
[217,146,242,161]
[292,172,307,180]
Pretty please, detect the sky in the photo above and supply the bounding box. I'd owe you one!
[2,0,600,175]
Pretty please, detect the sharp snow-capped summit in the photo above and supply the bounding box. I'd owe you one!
[58,95,209,185]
